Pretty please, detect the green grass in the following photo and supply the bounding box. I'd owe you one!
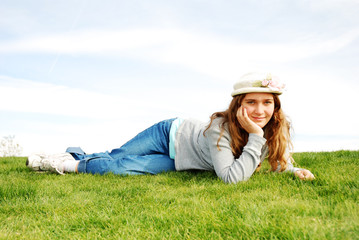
[0,151,358,239]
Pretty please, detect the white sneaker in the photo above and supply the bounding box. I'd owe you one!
[26,153,75,175]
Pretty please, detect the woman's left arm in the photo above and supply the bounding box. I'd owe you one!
[282,155,315,180]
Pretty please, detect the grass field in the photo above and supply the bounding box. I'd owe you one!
[0,150,358,239]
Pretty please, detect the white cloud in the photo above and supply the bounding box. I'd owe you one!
[279,69,359,137]
[0,75,228,120]
[299,0,359,12]
[0,75,131,119]
[1,28,358,81]
[293,135,359,152]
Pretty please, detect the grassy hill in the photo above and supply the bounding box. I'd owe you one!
[0,150,358,239]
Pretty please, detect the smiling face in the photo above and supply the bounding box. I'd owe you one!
[241,93,275,128]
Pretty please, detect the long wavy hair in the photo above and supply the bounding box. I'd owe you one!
[205,93,293,172]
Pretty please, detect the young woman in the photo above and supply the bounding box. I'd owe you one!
[27,72,315,183]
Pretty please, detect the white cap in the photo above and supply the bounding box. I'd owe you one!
[231,72,285,97]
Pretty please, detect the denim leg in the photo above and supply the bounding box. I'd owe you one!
[76,119,176,175]
[78,154,175,175]
[109,118,175,159]
[120,154,175,174]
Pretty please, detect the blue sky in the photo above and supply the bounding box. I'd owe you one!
[1,0,358,155]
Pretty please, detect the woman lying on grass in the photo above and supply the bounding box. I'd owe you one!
[26,72,315,183]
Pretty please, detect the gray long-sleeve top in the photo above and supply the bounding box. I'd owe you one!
[174,118,300,183]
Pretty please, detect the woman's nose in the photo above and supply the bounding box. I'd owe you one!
[254,104,264,114]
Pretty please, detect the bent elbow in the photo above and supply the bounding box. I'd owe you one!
[220,170,250,184]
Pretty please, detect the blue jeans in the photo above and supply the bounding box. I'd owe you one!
[66,119,176,175]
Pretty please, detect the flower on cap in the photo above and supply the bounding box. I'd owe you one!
[261,73,285,92]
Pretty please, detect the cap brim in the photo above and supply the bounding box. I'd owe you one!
[231,87,282,96]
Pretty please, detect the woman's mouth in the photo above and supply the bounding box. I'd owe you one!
[252,117,265,122]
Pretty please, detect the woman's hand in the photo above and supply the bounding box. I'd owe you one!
[294,169,315,180]
[237,106,264,137]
